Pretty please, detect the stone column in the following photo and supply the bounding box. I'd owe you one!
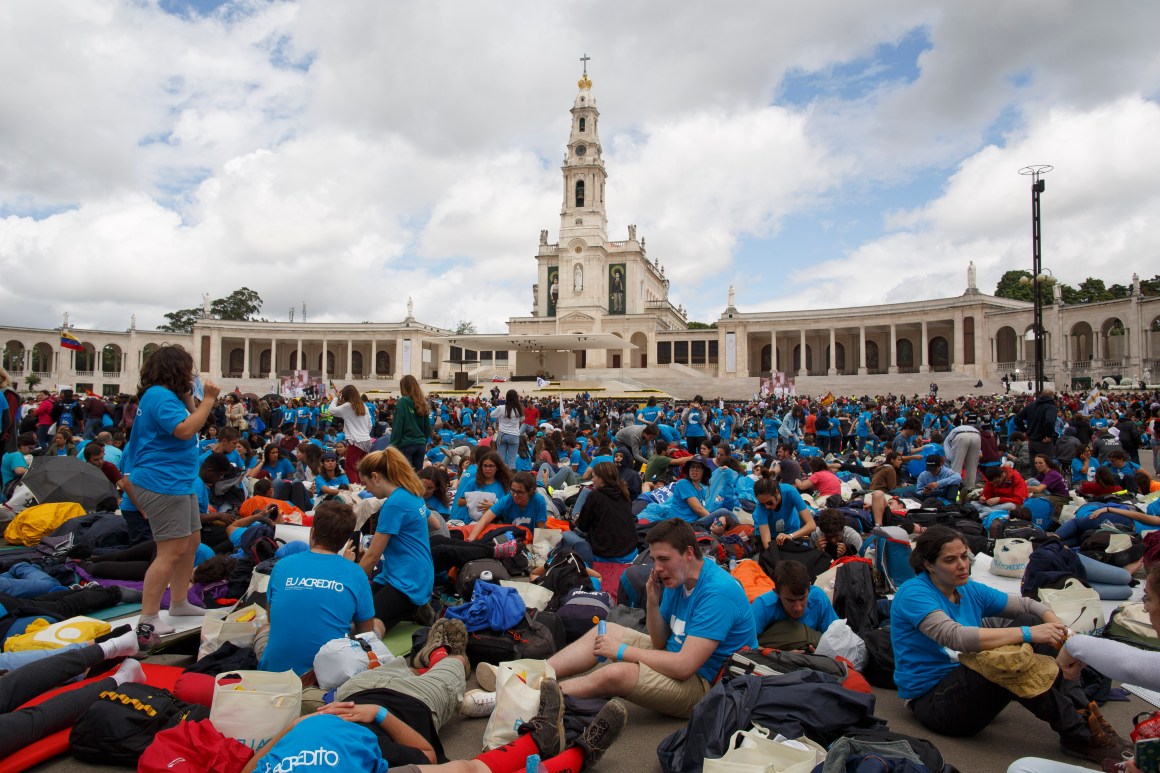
[209,331,223,379]
[321,337,328,380]
[369,339,377,378]
[798,329,807,376]
[919,321,929,373]
[268,339,278,379]
[952,316,963,372]
[827,328,837,375]
[346,339,354,380]
[242,337,250,379]
[295,339,303,372]
[889,324,898,374]
[859,326,868,375]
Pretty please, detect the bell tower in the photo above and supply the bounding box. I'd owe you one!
[560,55,608,242]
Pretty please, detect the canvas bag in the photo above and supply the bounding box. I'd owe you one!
[482,659,556,750]
[500,579,554,611]
[990,538,1034,578]
[702,724,816,773]
[1040,578,1106,635]
[210,670,301,752]
[531,527,563,569]
[198,604,268,660]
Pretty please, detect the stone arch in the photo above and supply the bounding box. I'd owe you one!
[825,343,846,372]
[760,345,772,373]
[375,351,390,376]
[897,338,914,369]
[318,350,335,374]
[1150,315,1160,360]
[259,349,271,375]
[996,326,1018,363]
[630,332,648,368]
[1102,316,1127,359]
[141,343,159,366]
[792,344,812,372]
[228,347,244,375]
[101,344,123,374]
[352,350,364,376]
[3,340,25,372]
[865,340,880,372]
[73,342,97,372]
[928,336,950,369]
[1070,321,1093,361]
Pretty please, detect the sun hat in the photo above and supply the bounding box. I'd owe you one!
[957,644,1058,698]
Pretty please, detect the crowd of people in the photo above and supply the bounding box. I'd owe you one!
[1,357,1160,772]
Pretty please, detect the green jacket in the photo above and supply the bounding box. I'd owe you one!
[390,396,431,449]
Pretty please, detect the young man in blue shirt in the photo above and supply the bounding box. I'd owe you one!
[751,560,838,648]
[915,455,963,502]
[539,518,757,718]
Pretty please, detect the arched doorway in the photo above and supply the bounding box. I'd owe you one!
[375,351,390,376]
[3,341,24,372]
[630,332,649,368]
[101,344,123,374]
[1070,322,1093,362]
[759,345,772,373]
[1102,317,1127,360]
[792,345,812,373]
[141,343,159,367]
[259,349,271,375]
[865,340,879,372]
[318,350,335,374]
[897,339,914,370]
[75,343,97,372]
[996,326,1018,363]
[352,351,364,376]
[228,348,244,375]
[929,336,950,370]
[825,343,846,373]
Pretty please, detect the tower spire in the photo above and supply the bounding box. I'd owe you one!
[560,58,606,239]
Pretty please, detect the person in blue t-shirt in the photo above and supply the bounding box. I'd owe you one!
[889,526,1111,758]
[470,471,546,538]
[258,501,379,675]
[638,397,661,425]
[681,396,708,454]
[750,475,816,550]
[751,560,838,646]
[248,444,295,482]
[1,433,34,489]
[314,451,351,501]
[121,347,220,641]
[358,448,439,630]
[545,518,757,718]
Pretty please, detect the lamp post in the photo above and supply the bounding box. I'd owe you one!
[1018,164,1053,393]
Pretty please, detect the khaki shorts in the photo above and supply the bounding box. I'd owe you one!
[133,487,201,541]
[618,628,711,719]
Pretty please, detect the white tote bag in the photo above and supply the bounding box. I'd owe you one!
[198,604,268,660]
[210,669,302,752]
[703,725,816,773]
[1040,578,1106,634]
[500,579,554,612]
[482,659,556,750]
[313,632,393,691]
[531,527,563,568]
[989,538,1033,578]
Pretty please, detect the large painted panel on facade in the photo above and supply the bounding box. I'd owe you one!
[547,266,559,317]
[608,263,626,314]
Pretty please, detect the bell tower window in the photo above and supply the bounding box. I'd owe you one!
[575,180,585,207]
[579,117,586,132]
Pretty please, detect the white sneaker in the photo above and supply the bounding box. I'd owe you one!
[461,689,496,718]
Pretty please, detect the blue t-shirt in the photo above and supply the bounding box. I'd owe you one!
[658,424,682,445]
[569,448,589,476]
[425,495,451,516]
[250,456,294,480]
[453,476,505,523]
[683,407,707,438]
[253,714,388,773]
[666,478,707,523]
[259,551,375,675]
[1,451,27,488]
[890,573,1008,699]
[317,473,350,490]
[751,484,809,535]
[639,406,661,424]
[122,385,198,495]
[490,491,548,530]
[658,559,758,682]
[751,585,838,633]
[374,488,435,605]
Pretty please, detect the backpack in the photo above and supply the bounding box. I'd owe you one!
[615,564,652,609]
[718,524,756,561]
[237,521,282,565]
[552,588,612,642]
[860,527,916,593]
[861,627,896,689]
[464,610,562,666]
[456,558,510,598]
[1080,528,1146,568]
[1103,602,1160,651]
[951,519,989,556]
[69,683,209,766]
[1021,539,1087,599]
[534,547,592,603]
[757,540,833,583]
[989,517,1048,542]
[696,533,722,564]
[831,559,879,637]
[56,401,78,429]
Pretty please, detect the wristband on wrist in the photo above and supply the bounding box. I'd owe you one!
[1021,626,1032,644]
[616,643,628,662]
[374,706,389,725]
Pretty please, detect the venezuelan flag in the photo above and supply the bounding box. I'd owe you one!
[60,331,83,351]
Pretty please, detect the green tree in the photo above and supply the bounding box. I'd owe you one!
[1108,283,1131,299]
[158,288,264,333]
[1140,274,1160,296]
[454,320,477,335]
[1073,277,1114,304]
[211,287,263,321]
[23,374,41,391]
[686,321,717,329]
[993,269,1056,304]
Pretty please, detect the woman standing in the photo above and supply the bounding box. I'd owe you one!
[491,389,522,470]
[390,375,431,472]
[330,385,371,484]
[122,347,219,644]
[358,448,438,631]
[225,393,247,432]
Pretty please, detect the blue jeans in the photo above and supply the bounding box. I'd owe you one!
[559,530,595,565]
[496,433,519,471]
[0,643,85,673]
[1054,512,1135,547]
[396,443,426,472]
[538,463,578,490]
[1077,552,1133,600]
[0,563,68,598]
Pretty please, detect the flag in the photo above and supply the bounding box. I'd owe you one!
[1080,387,1102,416]
[820,391,835,407]
[60,331,83,351]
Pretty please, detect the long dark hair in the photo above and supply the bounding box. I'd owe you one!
[909,525,966,574]
[591,461,630,501]
[138,346,193,399]
[477,450,513,491]
[505,389,522,419]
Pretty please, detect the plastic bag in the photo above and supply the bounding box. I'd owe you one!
[815,619,867,671]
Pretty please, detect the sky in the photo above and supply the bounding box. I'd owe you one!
[2,0,1160,334]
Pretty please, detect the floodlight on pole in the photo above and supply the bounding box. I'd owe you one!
[1018,164,1053,393]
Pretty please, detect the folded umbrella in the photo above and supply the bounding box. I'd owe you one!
[21,456,118,512]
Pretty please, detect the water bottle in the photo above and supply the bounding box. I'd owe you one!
[729,556,738,571]
[525,754,548,773]
[480,570,494,583]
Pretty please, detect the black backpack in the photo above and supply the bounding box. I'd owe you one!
[464,610,563,666]
[552,588,613,642]
[237,521,281,564]
[861,627,896,689]
[832,560,879,637]
[757,540,833,583]
[456,558,510,598]
[1080,528,1146,568]
[69,683,209,766]
[951,519,989,556]
[534,547,592,604]
[616,564,652,609]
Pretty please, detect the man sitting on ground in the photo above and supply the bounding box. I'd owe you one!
[478,518,756,719]
[256,501,382,675]
[750,560,839,650]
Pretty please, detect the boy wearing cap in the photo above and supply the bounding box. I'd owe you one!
[915,455,962,502]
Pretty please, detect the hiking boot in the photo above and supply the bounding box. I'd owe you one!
[575,698,629,768]
[460,688,496,718]
[520,677,565,757]
[415,618,467,668]
[1061,703,1131,764]
[475,661,498,692]
[411,601,437,627]
[135,622,161,653]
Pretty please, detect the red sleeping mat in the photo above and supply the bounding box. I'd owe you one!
[0,663,184,773]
